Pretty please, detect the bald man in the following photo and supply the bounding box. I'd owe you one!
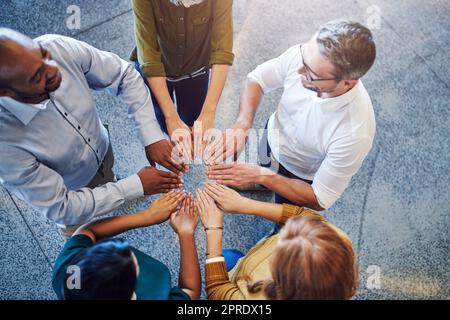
[0,29,186,238]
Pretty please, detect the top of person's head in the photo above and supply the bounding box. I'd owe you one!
[315,19,376,80]
[0,28,36,88]
[248,214,358,300]
[63,238,138,300]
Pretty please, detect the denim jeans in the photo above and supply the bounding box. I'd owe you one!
[134,62,210,134]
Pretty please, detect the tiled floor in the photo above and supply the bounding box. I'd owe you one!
[0,0,449,299]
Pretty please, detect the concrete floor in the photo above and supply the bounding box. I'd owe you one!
[0,0,449,300]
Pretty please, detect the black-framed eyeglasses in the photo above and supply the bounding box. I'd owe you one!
[300,44,341,82]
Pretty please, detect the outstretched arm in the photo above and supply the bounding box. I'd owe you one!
[170,195,201,300]
[74,191,185,242]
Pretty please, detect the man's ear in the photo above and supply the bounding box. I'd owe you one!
[343,79,358,89]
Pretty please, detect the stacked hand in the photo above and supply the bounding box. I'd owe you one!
[203,126,249,165]
[196,188,223,230]
[142,190,186,225]
[170,193,199,236]
[203,182,248,213]
[206,162,272,188]
[138,166,184,194]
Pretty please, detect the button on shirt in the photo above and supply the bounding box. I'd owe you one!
[0,35,166,225]
[248,44,376,209]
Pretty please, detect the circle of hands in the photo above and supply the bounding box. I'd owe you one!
[143,183,247,235]
[139,119,267,232]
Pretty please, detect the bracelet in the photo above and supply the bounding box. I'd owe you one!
[204,226,223,231]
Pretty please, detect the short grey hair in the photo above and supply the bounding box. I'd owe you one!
[316,20,376,80]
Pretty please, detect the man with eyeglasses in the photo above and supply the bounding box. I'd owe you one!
[206,20,376,211]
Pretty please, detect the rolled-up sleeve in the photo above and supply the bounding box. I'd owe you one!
[210,0,234,66]
[247,44,299,93]
[131,0,166,77]
[205,260,246,300]
[63,36,166,147]
[0,145,143,226]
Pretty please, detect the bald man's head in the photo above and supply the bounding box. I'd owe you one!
[0,28,62,104]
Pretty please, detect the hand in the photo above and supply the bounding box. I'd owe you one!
[206,162,273,188]
[203,124,250,165]
[137,166,183,195]
[203,182,249,213]
[142,190,186,225]
[170,195,198,236]
[193,111,215,159]
[166,116,193,163]
[195,188,223,229]
[145,139,188,174]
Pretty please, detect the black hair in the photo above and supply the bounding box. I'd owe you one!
[63,238,137,300]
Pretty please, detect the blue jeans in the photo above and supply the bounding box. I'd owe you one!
[134,62,210,133]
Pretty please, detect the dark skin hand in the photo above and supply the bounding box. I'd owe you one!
[137,166,184,195]
[145,139,189,174]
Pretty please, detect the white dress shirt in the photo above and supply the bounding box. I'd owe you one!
[248,44,376,209]
[0,35,165,225]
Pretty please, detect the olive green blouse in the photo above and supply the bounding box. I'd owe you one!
[131,0,234,78]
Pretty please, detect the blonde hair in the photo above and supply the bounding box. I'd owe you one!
[247,214,358,300]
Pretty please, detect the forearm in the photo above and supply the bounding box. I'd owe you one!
[206,229,223,258]
[201,64,229,114]
[234,79,264,129]
[77,211,149,241]
[147,77,178,119]
[259,174,323,211]
[238,198,284,223]
[178,233,201,299]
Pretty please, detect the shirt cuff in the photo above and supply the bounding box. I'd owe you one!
[205,261,229,283]
[210,51,235,66]
[206,256,225,264]
[140,62,166,78]
[117,174,144,202]
[311,180,337,210]
[247,72,267,93]
[139,119,167,147]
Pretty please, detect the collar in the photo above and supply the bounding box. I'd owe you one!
[0,96,50,125]
[310,80,361,110]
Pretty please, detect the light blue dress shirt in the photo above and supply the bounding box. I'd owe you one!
[0,35,166,226]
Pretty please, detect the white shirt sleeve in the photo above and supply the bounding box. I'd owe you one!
[312,137,373,209]
[247,44,301,93]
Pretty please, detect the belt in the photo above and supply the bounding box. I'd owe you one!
[166,66,208,83]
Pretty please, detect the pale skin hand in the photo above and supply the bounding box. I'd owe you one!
[195,189,224,259]
[204,78,264,165]
[202,182,249,213]
[195,188,224,229]
[169,195,201,300]
[202,183,285,223]
[206,162,275,188]
[193,64,229,159]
